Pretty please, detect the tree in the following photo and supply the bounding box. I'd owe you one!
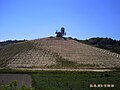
[55,27,66,37]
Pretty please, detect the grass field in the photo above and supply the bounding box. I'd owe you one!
[31,71,120,90]
[0,69,120,90]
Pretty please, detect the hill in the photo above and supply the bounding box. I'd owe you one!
[80,37,120,54]
[0,37,120,69]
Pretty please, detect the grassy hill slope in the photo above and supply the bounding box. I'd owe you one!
[0,37,120,69]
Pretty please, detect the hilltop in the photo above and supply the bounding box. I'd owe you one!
[0,37,120,69]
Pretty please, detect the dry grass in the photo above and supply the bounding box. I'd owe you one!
[0,37,120,69]
[31,37,120,68]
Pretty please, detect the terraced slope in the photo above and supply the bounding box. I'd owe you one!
[0,37,120,69]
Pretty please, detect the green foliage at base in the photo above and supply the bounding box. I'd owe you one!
[32,71,120,90]
[0,80,33,90]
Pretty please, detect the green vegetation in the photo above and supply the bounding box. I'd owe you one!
[0,69,120,90]
[32,71,120,90]
[79,37,120,54]
[0,40,27,46]
[56,56,77,67]
[0,80,33,90]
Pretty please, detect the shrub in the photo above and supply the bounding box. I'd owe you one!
[0,80,34,90]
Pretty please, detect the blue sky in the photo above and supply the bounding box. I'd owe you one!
[0,0,120,41]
